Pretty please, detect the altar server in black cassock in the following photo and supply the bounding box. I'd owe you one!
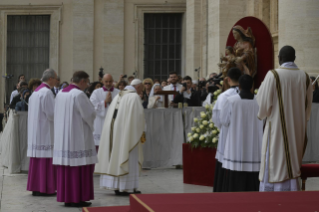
[219,74,263,192]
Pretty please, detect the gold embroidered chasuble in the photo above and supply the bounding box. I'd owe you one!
[256,65,312,183]
[94,89,145,177]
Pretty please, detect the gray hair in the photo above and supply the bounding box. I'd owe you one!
[42,68,56,82]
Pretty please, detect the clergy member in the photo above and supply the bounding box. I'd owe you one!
[95,79,145,196]
[27,68,57,196]
[53,71,97,207]
[220,75,263,192]
[212,67,242,192]
[257,46,313,192]
[90,74,119,152]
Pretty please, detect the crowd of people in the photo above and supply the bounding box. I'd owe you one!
[1,45,315,208]
[7,71,224,114]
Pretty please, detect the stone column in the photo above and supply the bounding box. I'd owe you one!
[103,0,124,79]
[93,0,124,81]
[72,0,94,77]
[279,0,319,75]
[207,0,245,77]
[185,0,201,78]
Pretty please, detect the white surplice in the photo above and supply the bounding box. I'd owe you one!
[220,95,263,172]
[256,62,312,186]
[95,88,145,192]
[53,86,98,166]
[212,87,239,162]
[27,83,55,158]
[90,87,119,146]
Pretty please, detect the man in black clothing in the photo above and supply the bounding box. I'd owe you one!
[173,76,201,106]
[10,81,28,109]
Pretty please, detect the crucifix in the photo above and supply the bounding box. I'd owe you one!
[155,91,179,108]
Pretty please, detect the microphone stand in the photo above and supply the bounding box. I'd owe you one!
[313,74,319,85]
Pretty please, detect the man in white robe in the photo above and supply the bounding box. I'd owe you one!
[27,68,57,196]
[53,71,97,207]
[95,79,145,196]
[90,74,119,152]
[257,46,313,192]
[212,67,241,192]
[220,75,263,192]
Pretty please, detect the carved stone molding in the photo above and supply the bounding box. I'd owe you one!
[0,5,62,109]
[133,3,186,79]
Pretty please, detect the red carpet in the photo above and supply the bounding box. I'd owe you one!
[129,192,319,212]
[82,206,129,212]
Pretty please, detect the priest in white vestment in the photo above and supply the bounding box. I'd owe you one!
[212,67,242,192]
[257,46,313,192]
[220,75,263,192]
[27,68,57,196]
[95,79,145,196]
[53,71,97,207]
[90,74,119,151]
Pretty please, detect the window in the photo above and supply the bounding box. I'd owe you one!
[6,15,50,102]
[144,13,182,81]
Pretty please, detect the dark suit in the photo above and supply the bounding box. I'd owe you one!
[51,87,59,97]
[9,94,21,109]
[173,89,201,106]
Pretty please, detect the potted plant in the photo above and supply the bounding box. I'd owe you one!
[183,89,221,187]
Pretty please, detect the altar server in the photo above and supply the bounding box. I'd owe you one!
[95,79,145,196]
[212,67,242,192]
[220,75,263,192]
[27,68,57,196]
[90,74,119,151]
[257,46,312,191]
[53,71,97,207]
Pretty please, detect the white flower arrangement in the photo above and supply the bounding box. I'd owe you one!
[187,88,222,149]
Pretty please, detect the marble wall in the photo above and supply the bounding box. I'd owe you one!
[0,0,318,112]
[279,0,319,75]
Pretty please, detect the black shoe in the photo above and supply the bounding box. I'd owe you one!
[32,191,40,196]
[133,190,142,194]
[64,203,73,207]
[32,191,56,196]
[64,202,92,207]
[114,190,130,196]
[80,201,92,207]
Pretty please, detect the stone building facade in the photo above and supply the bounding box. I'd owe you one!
[0,0,318,111]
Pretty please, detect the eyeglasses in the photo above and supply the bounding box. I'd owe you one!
[144,83,151,85]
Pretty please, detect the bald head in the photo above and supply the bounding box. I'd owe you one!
[279,45,296,65]
[102,74,114,89]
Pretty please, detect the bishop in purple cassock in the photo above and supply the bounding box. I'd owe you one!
[27,68,58,196]
[53,71,97,207]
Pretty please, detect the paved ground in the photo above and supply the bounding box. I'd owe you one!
[0,163,318,212]
[0,165,212,212]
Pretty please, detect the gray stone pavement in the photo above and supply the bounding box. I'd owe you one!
[0,165,212,212]
[0,163,319,212]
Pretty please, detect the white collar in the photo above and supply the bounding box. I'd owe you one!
[43,82,51,88]
[124,85,136,92]
[281,62,298,69]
